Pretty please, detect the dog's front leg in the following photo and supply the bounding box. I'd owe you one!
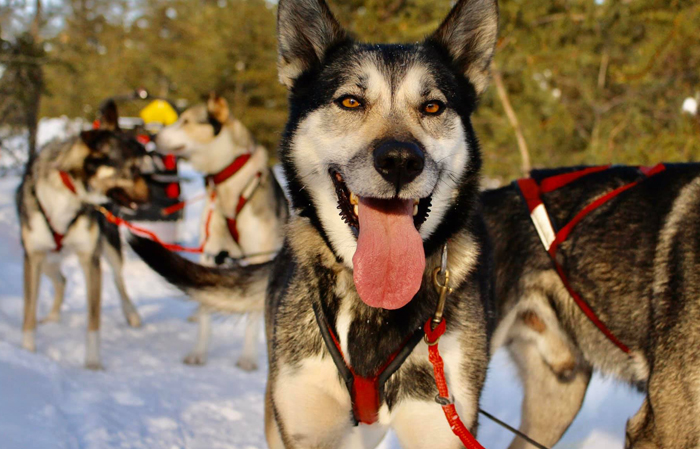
[79,251,103,370]
[22,251,45,352]
[40,261,66,323]
[507,339,591,449]
[268,358,362,449]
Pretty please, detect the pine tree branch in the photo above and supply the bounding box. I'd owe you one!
[492,62,531,176]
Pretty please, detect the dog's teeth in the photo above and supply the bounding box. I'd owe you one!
[350,192,359,205]
[353,205,359,216]
[413,204,418,216]
[414,199,420,205]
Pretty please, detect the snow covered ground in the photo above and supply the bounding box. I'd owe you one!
[0,163,644,448]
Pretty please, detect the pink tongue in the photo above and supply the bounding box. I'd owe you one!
[352,197,425,310]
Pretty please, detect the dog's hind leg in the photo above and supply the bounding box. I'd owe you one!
[236,312,261,371]
[507,338,592,449]
[79,251,103,370]
[22,251,45,352]
[103,238,141,328]
[40,261,65,324]
[183,308,212,366]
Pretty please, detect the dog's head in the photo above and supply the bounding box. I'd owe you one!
[278,0,498,310]
[63,101,150,208]
[155,93,230,164]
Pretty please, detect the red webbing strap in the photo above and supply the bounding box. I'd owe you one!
[52,231,64,252]
[59,171,77,194]
[424,319,485,449]
[548,163,666,256]
[161,192,208,216]
[209,153,252,185]
[540,163,666,355]
[224,172,263,245]
[539,165,611,193]
[324,322,414,425]
[551,262,631,353]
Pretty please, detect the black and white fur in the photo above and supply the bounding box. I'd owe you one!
[485,164,700,449]
[156,95,288,369]
[131,0,500,446]
[16,107,149,370]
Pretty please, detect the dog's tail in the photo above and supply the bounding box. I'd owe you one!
[128,234,271,313]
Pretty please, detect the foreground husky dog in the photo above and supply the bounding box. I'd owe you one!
[132,0,499,446]
[16,105,149,370]
[486,164,700,449]
[156,94,287,368]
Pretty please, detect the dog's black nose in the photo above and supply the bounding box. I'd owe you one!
[373,141,425,190]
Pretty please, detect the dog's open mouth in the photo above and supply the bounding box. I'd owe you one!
[331,169,430,310]
[331,170,432,234]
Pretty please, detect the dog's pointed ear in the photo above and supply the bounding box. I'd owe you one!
[98,99,120,131]
[207,92,230,124]
[427,0,499,96]
[277,0,348,89]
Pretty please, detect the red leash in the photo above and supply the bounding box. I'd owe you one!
[98,205,211,254]
[423,246,486,449]
[424,318,485,449]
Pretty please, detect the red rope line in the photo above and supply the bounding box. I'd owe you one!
[98,206,207,254]
[424,319,486,449]
[161,192,208,216]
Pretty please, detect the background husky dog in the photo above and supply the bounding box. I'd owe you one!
[485,164,700,449]
[131,0,500,446]
[16,102,149,370]
[156,94,287,368]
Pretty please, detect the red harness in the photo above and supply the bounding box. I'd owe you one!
[39,171,79,252]
[206,153,263,245]
[516,164,666,354]
[313,304,424,425]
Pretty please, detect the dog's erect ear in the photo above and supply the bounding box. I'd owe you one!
[98,99,120,131]
[277,0,348,88]
[79,130,109,152]
[207,92,230,124]
[427,0,498,96]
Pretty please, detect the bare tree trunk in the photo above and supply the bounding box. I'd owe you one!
[26,0,43,158]
[492,62,531,176]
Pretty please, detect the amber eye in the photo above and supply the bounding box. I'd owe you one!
[422,101,445,116]
[337,96,363,110]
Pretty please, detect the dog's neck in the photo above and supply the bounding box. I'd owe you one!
[35,170,84,234]
[189,121,255,175]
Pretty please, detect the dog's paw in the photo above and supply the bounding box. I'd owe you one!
[85,361,105,371]
[22,331,36,352]
[184,352,207,366]
[40,312,61,324]
[126,313,142,328]
[236,357,258,372]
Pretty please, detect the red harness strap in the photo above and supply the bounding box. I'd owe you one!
[312,304,423,426]
[516,164,666,354]
[208,153,252,186]
[43,171,79,251]
[225,172,263,244]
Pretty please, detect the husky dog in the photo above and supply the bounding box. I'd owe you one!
[485,164,700,449]
[16,103,149,370]
[156,94,288,369]
[131,0,500,446]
